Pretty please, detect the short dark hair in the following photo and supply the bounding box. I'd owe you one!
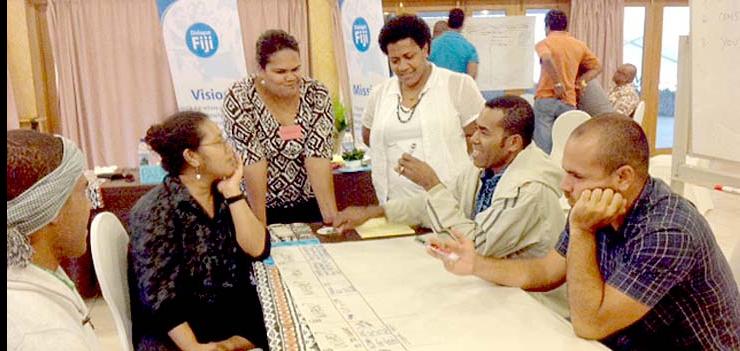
[570,113,649,177]
[545,10,568,31]
[485,95,535,147]
[448,8,465,29]
[145,111,208,175]
[378,14,431,55]
[7,130,64,201]
[256,29,300,69]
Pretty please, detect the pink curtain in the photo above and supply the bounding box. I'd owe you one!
[569,0,624,89]
[236,0,309,74]
[7,66,21,130]
[45,0,309,167]
[47,0,178,167]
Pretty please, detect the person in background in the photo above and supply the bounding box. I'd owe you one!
[608,63,640,116]
[429,8,479,79]
[7,130,100,350]
[430,115,740,350]
[577,79,614,117]
[129,112,269,351]
[533,9,601,154]
[363,14,485,203]
[223,29,337,225]
[432,20,448,39]
[336,96,564,259]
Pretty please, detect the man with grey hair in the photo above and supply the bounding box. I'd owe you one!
[429,114,740,349]
[7,129,100,350]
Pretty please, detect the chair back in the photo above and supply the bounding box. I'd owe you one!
[550,110,591,166]
[520,93,535,106]
[633,100,646,125]
[90,212,133,351]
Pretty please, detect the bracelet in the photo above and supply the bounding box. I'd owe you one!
[225,194,246,205]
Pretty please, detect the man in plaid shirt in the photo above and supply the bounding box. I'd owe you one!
[430,114,740,350]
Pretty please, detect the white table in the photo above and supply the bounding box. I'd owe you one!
[271,237,607,350]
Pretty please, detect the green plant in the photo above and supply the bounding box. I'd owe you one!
[333,96,347,133]
[342,148,365,161]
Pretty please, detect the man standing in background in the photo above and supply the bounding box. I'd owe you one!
[429,8,479,79]
[533,9,601,154]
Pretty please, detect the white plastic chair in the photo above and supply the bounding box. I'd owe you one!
[550,110,591,167]
[549,110,591,212]
[520,93,535,106]
[90,212,133,351]
[633,100,646,125]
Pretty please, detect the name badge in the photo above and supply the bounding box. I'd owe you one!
[278,125,303,141]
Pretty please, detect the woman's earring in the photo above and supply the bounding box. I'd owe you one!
[195,166,202,180]
[260,79,267,85]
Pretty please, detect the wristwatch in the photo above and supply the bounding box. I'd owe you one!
[225,194,246,205]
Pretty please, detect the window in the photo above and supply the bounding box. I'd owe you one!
[657,6,689,149]
[623,7,646,92]
[526,9,550,88]
[417,11,449,34]
[472,10,506,18]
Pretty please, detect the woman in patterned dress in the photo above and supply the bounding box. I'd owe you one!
[223,29,337,225]
[128,111,270,350]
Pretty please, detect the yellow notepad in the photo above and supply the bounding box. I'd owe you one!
[355,217,416,239]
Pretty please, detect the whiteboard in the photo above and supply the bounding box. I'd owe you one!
[462,16,535,91]
[690,0,740,163]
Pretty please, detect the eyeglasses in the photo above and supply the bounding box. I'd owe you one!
[199,139,229,148]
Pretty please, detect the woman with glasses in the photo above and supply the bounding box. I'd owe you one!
[362,15,485,203]
[223,29,337,225]
[129,111,269,350]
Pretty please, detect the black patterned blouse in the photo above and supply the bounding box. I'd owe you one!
[128,176,270,350]
[222,76,334,209]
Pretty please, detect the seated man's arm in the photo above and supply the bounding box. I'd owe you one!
[334,193,427,232]
[565,189,692,340]
[429,230,567,291]
[426,182,564,258]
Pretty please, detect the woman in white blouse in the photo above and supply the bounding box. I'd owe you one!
[363,14,485,203]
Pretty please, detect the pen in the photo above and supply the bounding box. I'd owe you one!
[398,143,417,175]
[714,184,740,195]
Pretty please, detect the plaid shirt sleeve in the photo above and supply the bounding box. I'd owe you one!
[554,222,570,257]
[607,226,697,307]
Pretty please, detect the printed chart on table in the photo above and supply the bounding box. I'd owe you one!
[269,237,607,351]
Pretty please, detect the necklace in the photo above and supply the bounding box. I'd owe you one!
[396,91,427,124]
